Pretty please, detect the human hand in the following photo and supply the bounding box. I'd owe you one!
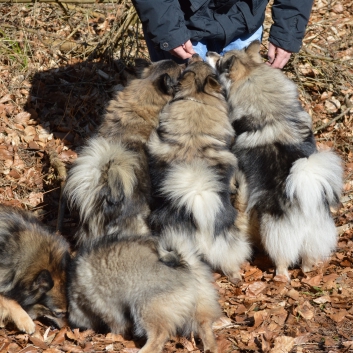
[267,42,292,69]
[169,40,196,59]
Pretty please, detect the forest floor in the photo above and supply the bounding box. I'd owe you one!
[0,0,353,352]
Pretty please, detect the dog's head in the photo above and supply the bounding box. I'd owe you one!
[175,54,223,98]
[134,58,183,96]
[207,41,263,85]
[16,235,70,329]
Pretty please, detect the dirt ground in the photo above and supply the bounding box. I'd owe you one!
[0,0,353,352]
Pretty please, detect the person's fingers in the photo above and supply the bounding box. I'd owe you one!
[271,48,291,69]
[267,43,291,69]
[170,45,193,59]
[267,42,276,64]
[183,40,196,55]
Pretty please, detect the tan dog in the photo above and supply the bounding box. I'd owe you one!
[68,233,221,353]
[64,59,182,246]
[147,55,251,282]
[207,41,343,279]
[0,205,70,333]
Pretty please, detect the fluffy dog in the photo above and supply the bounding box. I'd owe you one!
[0,205,70,333]
[207,41,343,279]
[147,55,251,282]
[64,59,182,246]
[67,232,221,353]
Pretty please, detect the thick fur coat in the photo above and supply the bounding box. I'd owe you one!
[207,41,343,278]
[64,59,182,246]
[67,233,221,353]
[147,55,251,282]
[0,205,70,333]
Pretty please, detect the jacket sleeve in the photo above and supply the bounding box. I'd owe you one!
[131,0,190,51]
[269,0,314,52]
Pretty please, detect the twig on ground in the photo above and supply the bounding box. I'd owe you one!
[314,106,353,133]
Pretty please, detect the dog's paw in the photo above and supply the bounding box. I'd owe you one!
[275,267,290,282]
[227,271,242,285]
[13,312,36,334]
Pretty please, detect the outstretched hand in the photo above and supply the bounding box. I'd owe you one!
[267,42,292,69]
[169,40,196,59]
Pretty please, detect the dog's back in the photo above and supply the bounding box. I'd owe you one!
[214,41,343,278]
[148,58,251,282]
[68,234,221,353]
[64,60,182,246]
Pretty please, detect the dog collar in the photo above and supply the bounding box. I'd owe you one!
[168,97,209,106]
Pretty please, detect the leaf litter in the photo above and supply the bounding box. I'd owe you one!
[0,0,353,352]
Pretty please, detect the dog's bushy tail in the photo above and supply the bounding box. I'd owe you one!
[160,160,224,233]
[158,227,210,273]
[286,149,343,214]
[64,136,139,241]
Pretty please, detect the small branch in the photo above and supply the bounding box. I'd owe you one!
[314,106,352,133]
[48,150,67,233]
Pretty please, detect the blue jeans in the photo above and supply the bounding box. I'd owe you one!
[192,26,263,60]
[143,26,263,63]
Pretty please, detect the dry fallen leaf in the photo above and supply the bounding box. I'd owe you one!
[294,301,314,320]
[212,316,233,330]
[328,309,347,323]
[247,281,267,296]
[270,336,295,353]
[302,274,322,287]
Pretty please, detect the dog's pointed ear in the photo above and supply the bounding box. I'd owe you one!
[32,270,54,293]
[220,55,236,73]
[245,40,262,63]
[181,71,196,85]
[179,63,186,70]
[204,75,222,93]
[156,73,174,95]
[134,58,152,78]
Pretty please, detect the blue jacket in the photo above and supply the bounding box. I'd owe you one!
[132,0,313,53]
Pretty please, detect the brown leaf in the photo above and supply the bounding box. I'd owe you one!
[273,274,289,283]
[8,169,21,179]
[0,145,13,160]
[212,316,232,330]
[14,112,31,125]
[286,289,300,301]
[18,348,40,353]
[49,327,67,346]
[61,344,83,352]
[270,336,295,353]
[106,333,125,342]
[328,309,347,323]
[216,335,232,353]
[177,337,195,351]
[261,334,271,353]
[247,281,267,296]
[60,149,77,162]
[0,94,15,104]
[302,274,322,287]
[244,268,263,281]
[332,2,344,13]
[342,342,353,349]
[253,310,268,328]
[313,295,331,304]
[29,336,48,350]
[28,141,41,150]
[295,301,314,320]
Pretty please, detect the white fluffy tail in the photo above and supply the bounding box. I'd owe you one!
[160,160,224,233]
[286,150,343,214]
[64,136,139,230]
